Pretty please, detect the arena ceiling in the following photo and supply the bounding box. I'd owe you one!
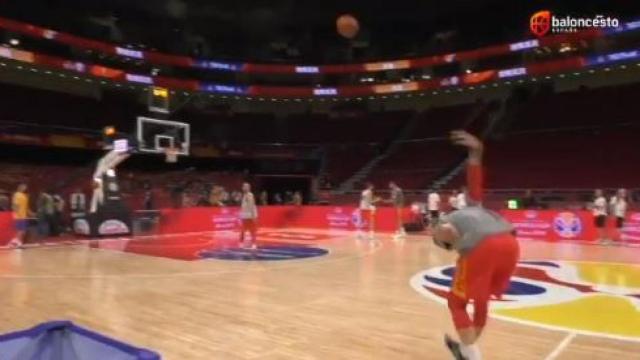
[0,0,637,63]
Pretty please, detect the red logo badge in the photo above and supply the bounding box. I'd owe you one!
[530,10,551,37]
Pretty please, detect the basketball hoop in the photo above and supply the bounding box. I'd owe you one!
[165,147,178,163]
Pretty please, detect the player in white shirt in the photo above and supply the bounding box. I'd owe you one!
[609,188,628,242]
[448,190,459,212]
[427,191,441,226]
[90,178,104,214]
[456,186,467,210]
[592,189,608,243]
[239,182,258,249]
[359,183,379,238]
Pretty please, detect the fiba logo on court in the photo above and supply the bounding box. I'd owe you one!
[411,260,640,339]
[413,261,555,308]
[552,212,582,238]
[530,10,619,37]
[199,245,328,262]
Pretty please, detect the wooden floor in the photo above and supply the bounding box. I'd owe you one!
[0,228,639,359]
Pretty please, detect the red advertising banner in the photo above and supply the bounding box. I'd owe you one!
[500,209,640,244]
[0,16,606,74]
[622,212,640,243]
[500,209,595,242]
[0,43,605,98]
[0,212,16,244]
[157,206,410,234]
[2,208,638,246]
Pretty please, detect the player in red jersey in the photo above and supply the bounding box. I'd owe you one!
[433,131,520,360]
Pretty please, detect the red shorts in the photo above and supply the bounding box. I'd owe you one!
[241,219,257,232]
[451,232,520,301]
[360,209,374,225]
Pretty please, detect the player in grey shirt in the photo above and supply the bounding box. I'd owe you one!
[432,131,520,360]
[441,196,513,254]
[388,181,406,238]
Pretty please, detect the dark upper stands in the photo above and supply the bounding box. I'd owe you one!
[1,82,639,196]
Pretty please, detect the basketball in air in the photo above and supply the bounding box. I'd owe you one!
[336,14,360,39]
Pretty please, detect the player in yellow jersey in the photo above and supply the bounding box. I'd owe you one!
[10,183,31,247]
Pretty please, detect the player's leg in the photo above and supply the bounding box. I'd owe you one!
[490,233,520,300]
[455,232,520,360]
[446,242,495,360]
[360,210,372,239]
[369,209,375,237]
[396,207,406,236]
[446,294,474,360]
[10,219,26,247]
[612,216,624,243]
[445,257,479,357]
[446,295,486,360]
[595,215,606,244]
[248,219,257,249]
[239,220,247,247]
[355,210,364,239]
[430,210,440,228]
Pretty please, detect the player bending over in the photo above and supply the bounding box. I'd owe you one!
[433,131,519,360]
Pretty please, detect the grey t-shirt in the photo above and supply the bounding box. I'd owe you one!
[447,199,513,254]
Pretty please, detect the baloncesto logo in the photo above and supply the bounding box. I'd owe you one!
[411,260,640,339]
[530,11,552,37]
[530,10,619,37]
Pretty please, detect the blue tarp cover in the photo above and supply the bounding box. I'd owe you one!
[0,321,160,360]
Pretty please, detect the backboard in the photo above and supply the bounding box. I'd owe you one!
[136,116,190,156]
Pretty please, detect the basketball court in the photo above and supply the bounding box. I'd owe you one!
[0,2,639,359]
[1,229,638,359]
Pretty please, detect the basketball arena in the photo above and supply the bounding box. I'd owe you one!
[0,1,639,359]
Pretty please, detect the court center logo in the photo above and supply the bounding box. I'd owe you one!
[411,260,640,340]
[199,245,328,261]
[530,10,619,36]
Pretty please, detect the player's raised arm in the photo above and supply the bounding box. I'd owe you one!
[450,130,484,203]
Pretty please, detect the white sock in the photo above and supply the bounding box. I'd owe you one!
[460,343,481,360]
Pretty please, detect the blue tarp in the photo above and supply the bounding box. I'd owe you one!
[0,321,160,360]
